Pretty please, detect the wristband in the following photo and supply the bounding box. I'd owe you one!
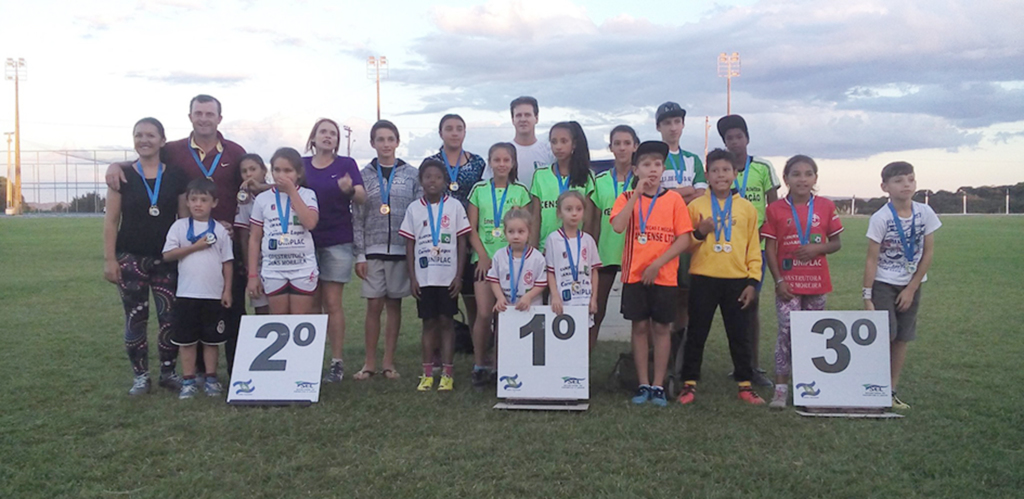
[862,287,873,300]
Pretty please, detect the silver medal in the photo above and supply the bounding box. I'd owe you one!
[906,262,917,273]
[637,234,648,245]
[449,182,459,192]
[431,246,441,256]
[237,190,249,203]
[148,205,160,217]
[279,234,290,245]
[713,244,723,253]
[205,233,217,245]
[723,244,733,253]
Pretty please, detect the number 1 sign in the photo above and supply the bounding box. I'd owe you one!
[496,305,589,401]
[228,315,328,405]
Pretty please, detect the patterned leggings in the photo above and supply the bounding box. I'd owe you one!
[117,253,178,375]
[774,293,827,378]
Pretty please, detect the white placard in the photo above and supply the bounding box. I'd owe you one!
[790,311,891,408]
[227,315,328,404]
[497,305,589,400]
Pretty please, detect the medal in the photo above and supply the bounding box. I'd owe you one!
[206,176,213,181]
[637,234,648,245]
[237,190,249,203]
[380,204,391,215]
[887,202,919,274]
[186,217,216,244]
[554,166,570,194]
[375,160,398,217]
[279,235,290,245]
[713,244,722,253]
[906,262,917,274]
[135,161,164,218]
[611,169,633,198]
[571,282,582,293]
[789,195,815,246]
[507,247,528,304]
[148,205,160,217]
[426,195,446,256]
[636,189,661,247]
[711,193,733,251]
[490,179,509,242]
[492,228,503,238]
[733,156,751,198]
[205,233,217,245]
[723,244,732,253]
[441,149,463,195]
[431,246,441,256]
[561,228,582,294]
[275,188,292,240]
[449,182,459,192]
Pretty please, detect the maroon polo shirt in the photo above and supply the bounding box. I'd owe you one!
[163,132,247,223]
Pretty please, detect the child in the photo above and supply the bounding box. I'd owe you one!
[352,120,422,380]
[864,161,940,410]
[610,140,693,407]
[246,148,320,315]
[530,121,596,251]
[467,143,534,389]
[400,159,471,392]
[233,153,270,314]
[591,125,637,350]
[545,191,601,336]
[679,148,764,406]
[761,155,844,409]
[487,208,547,312]
[162,177,234,399]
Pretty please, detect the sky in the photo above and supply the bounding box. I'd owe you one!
[1,0,1023,199]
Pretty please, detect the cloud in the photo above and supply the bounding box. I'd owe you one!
[125,70,250,86]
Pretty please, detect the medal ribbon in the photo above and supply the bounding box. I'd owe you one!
[375,161,398,208]
[274,188,292,235]
[561,229,581,284]
[186,217,216,243]
[426,195,446,248]
[789,195,815,245]
[733,156,752,198]
[507,247,528,304]
[612,169,633,198]
[711,194,733,243]
[441,149,462,188]
[187,137,223,179]
[636,189,662,236]
[887,202,917,265]
[667,152,684,185]
[490,179,509,232]
[135,161,164,209]
[554,166,570,194]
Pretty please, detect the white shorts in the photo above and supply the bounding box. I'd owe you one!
[262,268,319,296]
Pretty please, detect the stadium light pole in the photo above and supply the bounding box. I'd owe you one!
[717,52,740,115]
[343,125,352,157]
[1006,187,1010,215]
[366,56,389,121]
[4,131,12,214]
[958,188,967,214]
[5,57,25,215]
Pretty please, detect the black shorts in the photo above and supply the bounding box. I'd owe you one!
[621,283,676,325]
[417,286,459,319]
[598,265,621,277]
[461,263,476,297]
[172,298,227,346]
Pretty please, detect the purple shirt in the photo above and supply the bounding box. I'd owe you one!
[304,155,363,247]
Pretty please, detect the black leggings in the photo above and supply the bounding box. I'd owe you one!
[681,275,753,383]
[117,253,178,376]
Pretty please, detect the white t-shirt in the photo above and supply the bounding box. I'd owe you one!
[399,195,471,287]
[867,201,941,286]
[486,245,547,306]
[544,229,602,305]
[484,138,554,191]
[234,199,254,229]
[163,218,234,300]
[249,187,320,273]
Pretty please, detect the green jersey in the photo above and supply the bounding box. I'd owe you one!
[662,148,707,190]
[467,179,532,262]
[734,155,780,249]
[591,168,633,267]
[530,164,595,252]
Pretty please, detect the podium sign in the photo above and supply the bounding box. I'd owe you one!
[496,306,589,401]
[227,315,328,405]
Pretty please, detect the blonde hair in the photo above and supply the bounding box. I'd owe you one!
[556,190,586,212]
[502,207,532,231]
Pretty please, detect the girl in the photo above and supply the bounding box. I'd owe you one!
[352,120,422,380]
[303,118,367,383]
[545,190,602,331]
[590,125,639,351]
[529,121,596,251]
[399,160,471,392]
[233,153,270,315]
[467,143,534,388]
[761,155,844,409]
[246,148,320,315]
[103,117,189,395]
[487,208,547,312]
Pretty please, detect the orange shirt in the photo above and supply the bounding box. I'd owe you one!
[611,188,693,286]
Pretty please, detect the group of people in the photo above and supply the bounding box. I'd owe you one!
[103,94,939,410]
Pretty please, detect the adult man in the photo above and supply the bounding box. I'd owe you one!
[717,114,780,387]
[484,96,554,190]
[106,95,250,381]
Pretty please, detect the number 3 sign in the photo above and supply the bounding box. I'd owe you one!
[790,311,891,408]
[497,306,589,401]
[228,315,328,405]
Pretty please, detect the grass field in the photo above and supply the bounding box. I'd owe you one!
[2,215,1023,498]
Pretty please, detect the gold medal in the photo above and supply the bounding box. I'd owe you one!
[571,282,582,293]
[492,228,502,238]
[637,234,648,245]
[449,182,459,192]
[148,205,160,217]
[380,204,391,215]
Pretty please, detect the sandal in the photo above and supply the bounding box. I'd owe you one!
[381,368,401,380]
[353,369,376,381]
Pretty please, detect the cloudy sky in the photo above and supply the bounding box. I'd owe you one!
[1,0,1022,197]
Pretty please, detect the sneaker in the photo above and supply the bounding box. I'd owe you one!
[417,375,435,392]
[769,386,788,410]
[323,361,344,383]
[751,371,774,387]
[204,377,224,397]
[650,387,668,407]
[437,374,454,392]
[128,374,151,396]
[179,380,198,400]
[157,371,182,392]
[631,385,651,405]
[892,393,911,410]
[471,369,488,392]
[677,384,696,405]
[738,387,766,405]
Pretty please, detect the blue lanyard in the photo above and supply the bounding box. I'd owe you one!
[441,149,462,186]
[187,137,223,179]
[734,156,752,198]
[554,165,570,194]
[426,196,446,247]
[186,218,216,243]
[611,169,632,198]
[375,162,398,206]
[561,229,582,283]
[789,195,815,245]
[636,189,661,235]
[274,188,292,234]
[711,194,733,242]
[666,151,684,184]
[887,202,917,263]
[507,247,528,303]
[490,180,509,230]
[135,161,164,208]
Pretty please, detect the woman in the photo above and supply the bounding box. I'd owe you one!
[103,117,188,395]
[304,118,366,383]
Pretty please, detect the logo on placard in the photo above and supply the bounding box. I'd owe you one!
[561,376,585,389]
[862,384,889,397]
[233,380,256,395]
[796,381,821,398]
[500,374,522,390]
[294,380,319,393]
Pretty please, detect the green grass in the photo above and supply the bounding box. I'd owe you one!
[1,216,1022,498]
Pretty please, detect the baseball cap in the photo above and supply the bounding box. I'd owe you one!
[655,102,686,125]
[633,140,669,164]
[716,114,749,140]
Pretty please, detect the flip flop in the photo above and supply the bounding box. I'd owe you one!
[353,369,376,381]
[381,368,401,380]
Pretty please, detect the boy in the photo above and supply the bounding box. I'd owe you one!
[717,114,780,387]
[863,161,940,410]
[163,178,234,399]
[610,140,693,407]
[679,149,764,406]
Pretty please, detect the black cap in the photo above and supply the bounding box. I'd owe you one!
[716,114,748,140]
[655,102,686,125]
[633,141,669,164]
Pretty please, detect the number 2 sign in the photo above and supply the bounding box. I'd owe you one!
[497,306,589,401]
[790,311,891,408]
[228,315,328,405]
